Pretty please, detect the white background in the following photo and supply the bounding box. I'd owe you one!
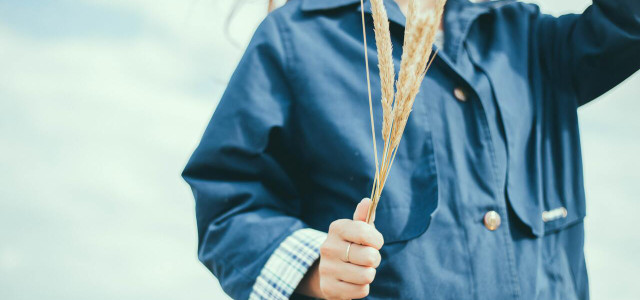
[0,0,638,299]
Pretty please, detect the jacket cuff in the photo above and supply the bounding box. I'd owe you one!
[249,228,327,300]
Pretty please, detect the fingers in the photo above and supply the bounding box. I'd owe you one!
[353,198,376,223]
[321,258,376,285]
[345,242,381,268]
[329,219,384,249]
[319,254,374,299]
[319,207,385,300]
[320,278,371,300]
[337,262,376,284]
[353,198,371,221]
[320,238,381,267]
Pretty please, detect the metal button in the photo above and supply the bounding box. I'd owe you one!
[483,210,501,231]
[453,87,467,102]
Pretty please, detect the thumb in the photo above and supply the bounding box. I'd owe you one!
[353,198,375,222]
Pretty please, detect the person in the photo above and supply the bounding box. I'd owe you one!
[182,0,640,299]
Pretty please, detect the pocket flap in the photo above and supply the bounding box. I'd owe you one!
[374,204,434,244]
[372,158,439,243]
[508,190,586,237]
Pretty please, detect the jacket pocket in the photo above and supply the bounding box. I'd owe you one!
[540,194,586,235]
[508,189,587,237]
[371,131,439,244]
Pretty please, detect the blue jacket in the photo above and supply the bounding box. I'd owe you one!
[183,0,640,298]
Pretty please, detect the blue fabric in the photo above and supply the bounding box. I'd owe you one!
[182,0,640,299]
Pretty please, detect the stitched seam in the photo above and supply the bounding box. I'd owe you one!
[467,54,522,300]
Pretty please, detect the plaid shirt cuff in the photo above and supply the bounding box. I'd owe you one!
[250,228,327,300]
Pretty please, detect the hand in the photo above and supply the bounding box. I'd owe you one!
[318,198,384,299]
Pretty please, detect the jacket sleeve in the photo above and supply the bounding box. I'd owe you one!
[250,228,326,300]
[535,0,640,105]
[182,14,318,299]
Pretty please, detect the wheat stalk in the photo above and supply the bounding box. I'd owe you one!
[361,0,446,224]
[359,0,381,201]
[368,0,395,201]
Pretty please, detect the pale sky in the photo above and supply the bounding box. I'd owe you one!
[0,0,638,299]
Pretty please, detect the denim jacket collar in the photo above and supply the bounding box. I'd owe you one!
[301,0,514,62]
[300,0,510,14]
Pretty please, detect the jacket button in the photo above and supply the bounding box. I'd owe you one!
[453,87,467,101]
[483,210,501,231]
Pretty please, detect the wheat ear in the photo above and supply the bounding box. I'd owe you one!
[367,0,396,205]
[365,0,446,223]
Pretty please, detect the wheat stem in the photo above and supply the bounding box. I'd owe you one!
[359,0,381,206]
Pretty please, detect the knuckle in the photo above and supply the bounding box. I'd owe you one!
[329,219,348,235]
[357,224,381,247]
[364,248,380,267]
[363,267,376,283]
[355,284,370,298]
[356,221,370,233]
[319,243,332,257]
[372,249,382,267]
[360,249,373,265]
[364,231,378,246]
[363,256,374,266]
[377,230,385,245]
[368,230,383,248]
[328,220,339,233]
[352,223,369,243]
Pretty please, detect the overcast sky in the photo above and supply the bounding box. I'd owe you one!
[0,0,638,299]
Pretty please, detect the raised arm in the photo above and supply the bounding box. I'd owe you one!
[535,0,640,105]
